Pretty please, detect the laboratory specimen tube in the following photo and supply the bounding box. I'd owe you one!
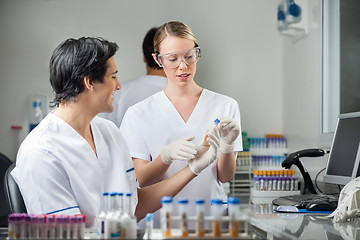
[211,199,223,237]
[178,198,189,237]
[195,199,205,237]
[161,196,173,238]
[228,197,240,237]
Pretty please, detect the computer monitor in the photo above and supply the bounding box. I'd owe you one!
[323,111,360,186]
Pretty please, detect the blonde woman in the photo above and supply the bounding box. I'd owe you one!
[120,21,242,227]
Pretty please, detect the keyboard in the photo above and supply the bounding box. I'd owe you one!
[272,194,339,209]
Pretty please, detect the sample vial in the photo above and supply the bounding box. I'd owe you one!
[203,118,220,143]
[228,197,240,237]
[54,215,63,239]
[47,215,56,239]
[145,213,153,239]
[37,214,47,239]
[97,192,109,239]
[70,215,78,239]
[211,199,223,237]
[8,214,15,239]
[77,215,86,239]
[122,192,137,239]
[178,198,189,237]
[195,199,205,237]
[161,196,173,238]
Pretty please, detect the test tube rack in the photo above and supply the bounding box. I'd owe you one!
[153,214,252,239]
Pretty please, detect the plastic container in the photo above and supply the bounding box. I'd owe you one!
[211,199,223,237]
[97,192,109,239]
[195,199,205,237]
[178,198,189,237]
[228,197,240,237]
[161,196,173,238]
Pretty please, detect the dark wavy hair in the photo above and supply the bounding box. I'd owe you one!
[49,37,119,107]
[142,27,162,70]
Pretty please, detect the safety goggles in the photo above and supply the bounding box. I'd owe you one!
[156,47,201,68]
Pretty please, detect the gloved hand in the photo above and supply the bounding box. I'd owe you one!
[160,137,197,165]
[218,117,240,154]
[188,126,220,175]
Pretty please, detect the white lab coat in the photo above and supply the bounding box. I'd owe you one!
[120,89,242,228]
[98,75,167,127]
[12,113,138,228]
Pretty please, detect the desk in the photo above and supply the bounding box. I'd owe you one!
[248,203,360,239]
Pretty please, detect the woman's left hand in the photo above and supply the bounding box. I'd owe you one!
[218,117,240,153]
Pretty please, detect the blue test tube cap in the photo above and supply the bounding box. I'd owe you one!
[214,118,220,125]
[161,196,173,204]
[102,192,109,196]
[228,197,240,205]
[195,199,205,205]
[118,192,124,196]
[146,213,153,222]
[210,199,223,205]
[126,192,132,197]
[178,198,189,204]
[110,192,117,196]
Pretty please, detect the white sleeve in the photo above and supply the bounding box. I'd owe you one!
[13,148,81,215]
[120,107,151,161]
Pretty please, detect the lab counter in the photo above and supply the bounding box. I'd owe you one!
[2,204,360,239]
[90,204,358,239]
[247,203,360,240]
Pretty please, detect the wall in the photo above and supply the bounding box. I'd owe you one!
[0,0,284,161]
[282,0,330,179]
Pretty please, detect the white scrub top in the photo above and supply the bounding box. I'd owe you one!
[98,75,167,128]
[12,113,138,228]
[120,89,242,228]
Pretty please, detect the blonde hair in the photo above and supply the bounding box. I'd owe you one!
[154,21,198,53]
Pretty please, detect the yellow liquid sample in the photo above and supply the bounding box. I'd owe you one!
[212,221,222,237]
[197,221,205,237]
[229,221,239,237]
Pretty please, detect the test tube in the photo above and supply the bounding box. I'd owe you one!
[46,215,56,239]
[160,196,173,238]
[37,215,47,239]
[8,214,16,239]
[19,214,27,239]
[70,215,78,239]
[203,118,220,143]
[228,197,240,237]
[211,199,223,237]
[62,215,70,239]
[77,215,86,239]
[55,215,63,239]
[195,199,205,237]
[178,198,189,237]
[97,192,109,239]
[145,213,153,239]
[29,214,40,239]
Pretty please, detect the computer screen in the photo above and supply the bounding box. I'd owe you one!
[323,111,360,185]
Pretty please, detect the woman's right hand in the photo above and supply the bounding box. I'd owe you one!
[160,137,197,165]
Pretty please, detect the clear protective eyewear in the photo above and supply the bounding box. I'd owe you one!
[156,47,201,68]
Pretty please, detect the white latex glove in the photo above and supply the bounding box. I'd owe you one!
[218,117,240,154]
[160,137,197,165]
[188,127,220,175]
